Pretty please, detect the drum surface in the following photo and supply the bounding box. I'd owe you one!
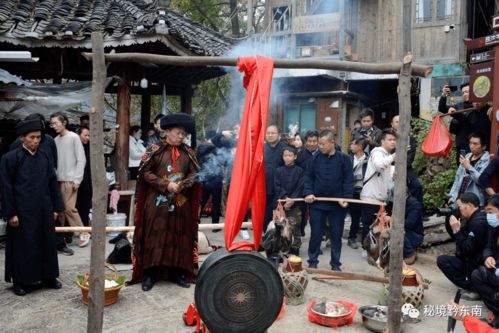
[195,250,284,333]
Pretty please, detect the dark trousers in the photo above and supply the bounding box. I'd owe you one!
[472,266,499,315]
[76,189,92,226]
[348,192,362,240]
[361,204,379,242]
[264,194,276,233]
[308,207,347,269]
[55,218,66,250]
[404,230,423,258]
[300,204,308,235]
[200,182,223,224]
[407,170,424,205]
[437,255,476,291]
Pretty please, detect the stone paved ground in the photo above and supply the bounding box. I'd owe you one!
[0,218,474,333]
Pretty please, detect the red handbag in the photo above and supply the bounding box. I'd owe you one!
[422,116,453,156]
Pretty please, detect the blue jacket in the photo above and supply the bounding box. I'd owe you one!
[449,152,490,206]
[264,141,287,195]
[296,148,318,170]
[274,164,304,207]
[405,196,424,236]
[304,151,354,210]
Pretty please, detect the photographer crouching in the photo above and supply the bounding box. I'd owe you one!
[437,192,489,300]
[469,194,499,328]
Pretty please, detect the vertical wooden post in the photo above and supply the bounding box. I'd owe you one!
[246,0,253,36]
[181,85,193,115]
[116,74,131,189]
[87,32,107,333]
[141,93,151,134]
[338,0,346,59]
[387,1,412,332]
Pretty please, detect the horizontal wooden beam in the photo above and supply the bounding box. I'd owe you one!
[82,52,432,77]
[55,222,254,233]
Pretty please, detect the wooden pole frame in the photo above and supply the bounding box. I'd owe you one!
[84,42,431,333]
[87,33,108,333]
[82,52,432,77]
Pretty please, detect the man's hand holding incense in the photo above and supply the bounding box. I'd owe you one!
[8,215,19,228]
[167,182,181,194]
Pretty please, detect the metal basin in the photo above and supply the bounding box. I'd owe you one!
[359,305,404,333]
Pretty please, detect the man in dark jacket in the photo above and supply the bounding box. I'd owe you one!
[0,119,65,296]
[479,155,499,196]
[9,113,72,256]
[437,192,489,299]
[470,195,499,326]
[264,125,287,231]
[304,130,354,270]
[403,194,424,264]
[296,130,319,236]
[296,130,319,169]
[438,83,491,165]
[197,131,229,227]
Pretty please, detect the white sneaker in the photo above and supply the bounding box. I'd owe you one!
[79,233,91,247]
[240,230,250,240]
[362,250,368,258]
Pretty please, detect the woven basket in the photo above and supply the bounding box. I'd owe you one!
[76,264,124,306]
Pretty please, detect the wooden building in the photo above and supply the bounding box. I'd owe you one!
[253,0,497,148]
[0,0,233,188]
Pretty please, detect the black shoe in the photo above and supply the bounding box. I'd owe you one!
[331,266,342,272]
[13,284,26,296]
[173,275,191,288]
[308,264,317,269]
[58,245,74,256]
[141,276,154,291]
[64,236,73,245]
[42,278,62,289]
[109,232,126,244]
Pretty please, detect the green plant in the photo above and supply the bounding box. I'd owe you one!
[410,118,457,213]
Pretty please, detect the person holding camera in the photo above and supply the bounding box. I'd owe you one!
[449,133,490,207]
[437,192,489,300]
[438,83,491,166]
[469,195,499,328]
[351,108,382,154]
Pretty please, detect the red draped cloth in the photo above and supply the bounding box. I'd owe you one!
[224,56,274,251]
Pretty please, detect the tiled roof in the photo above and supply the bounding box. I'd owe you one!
[0,0,234,55]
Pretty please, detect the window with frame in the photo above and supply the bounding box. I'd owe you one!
[272,6,291,32]
[436,0,454,20]
[416,0,432,23]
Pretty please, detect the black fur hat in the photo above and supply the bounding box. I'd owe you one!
[160,113,196,148]
[16,119,42,136]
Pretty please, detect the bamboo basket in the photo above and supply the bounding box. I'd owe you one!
[76,264,124,306]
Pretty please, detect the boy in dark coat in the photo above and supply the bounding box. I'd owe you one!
[0,119,64,296]
[274,146,304,255]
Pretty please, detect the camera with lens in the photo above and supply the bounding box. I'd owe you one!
[437,203,460,218]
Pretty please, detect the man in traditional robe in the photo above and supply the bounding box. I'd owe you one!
[0,119,64,296]
[131,113,200,291]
